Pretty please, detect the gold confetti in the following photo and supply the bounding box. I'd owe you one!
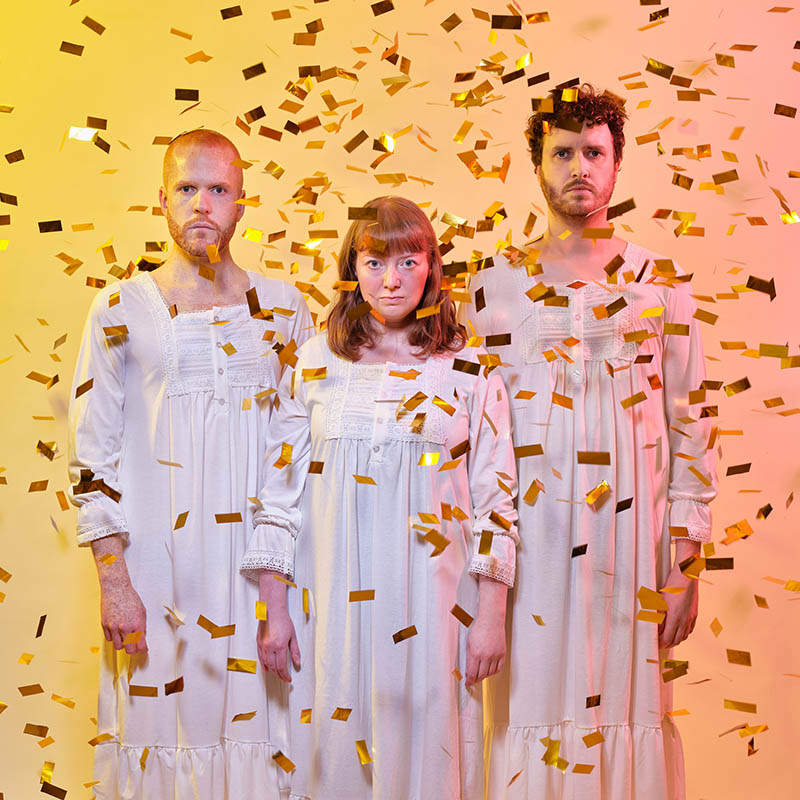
[232,710,258,722]
[724,699,757,714]
[353,474,377,485]
[392,624,418,643]
[450,604,474,627]
[215,512,243,523]
[331,707,352,721]
[356,739,373,765]
[272,750,296,773]
[226,658,257,674]
[349,590,375,602]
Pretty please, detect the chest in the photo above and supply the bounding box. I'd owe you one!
[127,278,282,399]
[305,357,472,450]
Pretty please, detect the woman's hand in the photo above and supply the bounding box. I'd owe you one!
[465,614,506,686]
[257,609,301,682]
[465,575,508,687]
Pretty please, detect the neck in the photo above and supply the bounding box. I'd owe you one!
[539,206,618,260]
[161,244,241,288]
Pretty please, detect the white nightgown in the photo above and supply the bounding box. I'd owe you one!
[461,242,717,800]
[68,270,312,799]
[241,333,519,800]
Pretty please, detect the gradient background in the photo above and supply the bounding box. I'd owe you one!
[1,0,798,796]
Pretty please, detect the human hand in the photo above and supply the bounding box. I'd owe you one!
[257,609,301,682]
[465,614,506,687]
[100,581,148,654]
[658,565,699,650]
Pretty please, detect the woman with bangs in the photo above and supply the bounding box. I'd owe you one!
[241,195,519,799]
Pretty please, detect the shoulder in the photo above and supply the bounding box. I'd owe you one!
[84,274,150,322]
[624,242,692,281]
[247,271,309,311]
[467,252,515,291]
[295,330,333,364]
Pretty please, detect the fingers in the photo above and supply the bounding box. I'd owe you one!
[102,625,112,643]
[465,651,478,687]
[275,647,292,683]
[290,634,301,670]
[110,627,124,651]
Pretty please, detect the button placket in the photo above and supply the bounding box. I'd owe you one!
[572,292,585,384]
[369,367,394,464]
[212,309,229,408]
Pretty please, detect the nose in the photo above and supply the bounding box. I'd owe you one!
[193,189,212,214]
[383,263,401,288]
[569,153,589,178]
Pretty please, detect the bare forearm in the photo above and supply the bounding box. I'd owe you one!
[90,533,132,589]
[673,537,701,568]
[257,569,290,610]
[476,575,508,624]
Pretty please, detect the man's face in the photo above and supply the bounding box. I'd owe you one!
[159,142,244,259]
[535,123,619,220]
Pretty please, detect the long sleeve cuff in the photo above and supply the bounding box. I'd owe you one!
[240,522,295,582]
[669,498,712,543]
[468,532,517,587]
[75,497,129,546]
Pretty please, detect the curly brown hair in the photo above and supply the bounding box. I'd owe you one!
[326,196,465,362]
[526,84,628,167]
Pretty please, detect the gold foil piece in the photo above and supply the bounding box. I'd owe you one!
[356,739,373,764]
[450,604,474,627]
[226,658,257,674]
[392,624,418,643]
[349,589,375,602]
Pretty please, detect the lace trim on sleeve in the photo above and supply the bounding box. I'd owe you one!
[240,551,294,581]
[468,556,515,587]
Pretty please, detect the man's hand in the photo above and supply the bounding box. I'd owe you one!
[100,581,148,654]
[91,534,148,654]
[659,564,699,650]
[257,610,301,682]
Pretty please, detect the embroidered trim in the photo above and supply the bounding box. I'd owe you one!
[323,356,448,444]
[511,244,649,365]
[240,551,294,580]
[469,557,515,587]
[141,274,279,398]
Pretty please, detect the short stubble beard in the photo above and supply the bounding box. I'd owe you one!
[166,213,237,259]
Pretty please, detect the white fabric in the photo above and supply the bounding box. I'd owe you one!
[68,271,313,799]
[242,333,519,800]
[461,243,717,800]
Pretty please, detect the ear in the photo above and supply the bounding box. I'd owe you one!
[235,189,245,222]
[158,186,168,213]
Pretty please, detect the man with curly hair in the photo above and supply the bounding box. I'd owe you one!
[461,84,716,798]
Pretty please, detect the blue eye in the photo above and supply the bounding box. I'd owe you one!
[211,186,225,194]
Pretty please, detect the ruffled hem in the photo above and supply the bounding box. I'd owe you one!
[91,738,291,799]
[486,719,685,800]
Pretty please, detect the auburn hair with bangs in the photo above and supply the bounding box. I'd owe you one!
[326,196,465,362]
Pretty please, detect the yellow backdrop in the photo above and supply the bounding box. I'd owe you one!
[1,0,798,796]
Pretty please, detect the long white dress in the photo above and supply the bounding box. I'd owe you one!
[461,242,717,800]
[241,333,519,800]
[68,270,312,799]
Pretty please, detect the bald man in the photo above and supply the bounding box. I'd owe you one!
[68,130,313,799]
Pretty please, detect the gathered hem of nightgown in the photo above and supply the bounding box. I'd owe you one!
[91,738,291,799]
[486,718,685,800]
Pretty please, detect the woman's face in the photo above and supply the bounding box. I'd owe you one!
[354,249,430,327]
